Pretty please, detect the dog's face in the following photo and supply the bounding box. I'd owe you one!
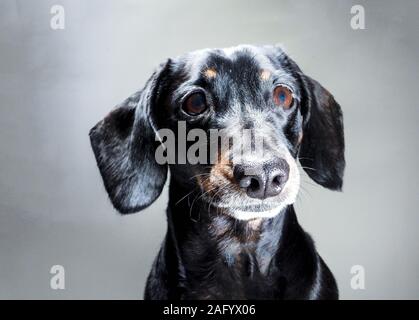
[90,45,345,221]
[154,46,305,220]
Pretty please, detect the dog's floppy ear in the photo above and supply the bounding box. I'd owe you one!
[89,62,170,213]
[298,75,345,190]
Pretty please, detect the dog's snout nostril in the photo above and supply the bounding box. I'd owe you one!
[234,159,290,200]
[265,159,290,198]
[239,176,252,189]
[239,176,260,191]
[272,175,282,187]
[234,166,265,199]
[249,177,261,192]
[266,171,288,197]
[272,171,288,188]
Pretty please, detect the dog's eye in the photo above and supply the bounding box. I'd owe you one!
[182,92,207,115]
[273,86,293,109]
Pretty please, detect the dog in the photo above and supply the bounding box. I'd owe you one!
[89,45,345,300]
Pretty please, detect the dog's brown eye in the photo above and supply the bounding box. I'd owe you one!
[182,92,207,115]
[273,86,293,109]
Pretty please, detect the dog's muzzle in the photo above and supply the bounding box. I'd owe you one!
[233,158,289,200]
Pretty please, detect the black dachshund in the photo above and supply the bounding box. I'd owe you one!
[90,45,345,299]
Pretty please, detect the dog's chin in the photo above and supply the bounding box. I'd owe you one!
[228,204,288,221]
[211,194,297,221]
[212,177,300,220]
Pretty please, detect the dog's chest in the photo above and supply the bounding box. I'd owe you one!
[183,235,284,299]
[183,250,284,299]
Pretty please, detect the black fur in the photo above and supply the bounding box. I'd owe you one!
[298,75,345,190]
[89,45,345,299]
[89,63,170,213]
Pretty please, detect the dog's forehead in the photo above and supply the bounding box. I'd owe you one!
[167,45,301,119]
[173,45,288,79]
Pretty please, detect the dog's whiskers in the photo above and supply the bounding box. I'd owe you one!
[207,182,230,212]
[188,184,221,221]
[175,189,197,206]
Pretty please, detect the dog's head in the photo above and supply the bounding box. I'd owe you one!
[90,45,344,220]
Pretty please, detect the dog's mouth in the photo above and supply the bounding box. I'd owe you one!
[208,202,278,212]
[205,200,290,221]
[199,184,299,220]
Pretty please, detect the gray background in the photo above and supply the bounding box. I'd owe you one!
[0,0,418,299]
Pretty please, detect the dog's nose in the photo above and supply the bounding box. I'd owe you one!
[233,159,289,200]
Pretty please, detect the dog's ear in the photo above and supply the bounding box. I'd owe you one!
[89,61,170,213]
[298,75,345,190]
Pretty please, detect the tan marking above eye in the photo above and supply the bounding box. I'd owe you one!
[204,68,217,79]
[260,69,271,81]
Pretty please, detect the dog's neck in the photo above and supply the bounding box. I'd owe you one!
[166,178,297,280]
